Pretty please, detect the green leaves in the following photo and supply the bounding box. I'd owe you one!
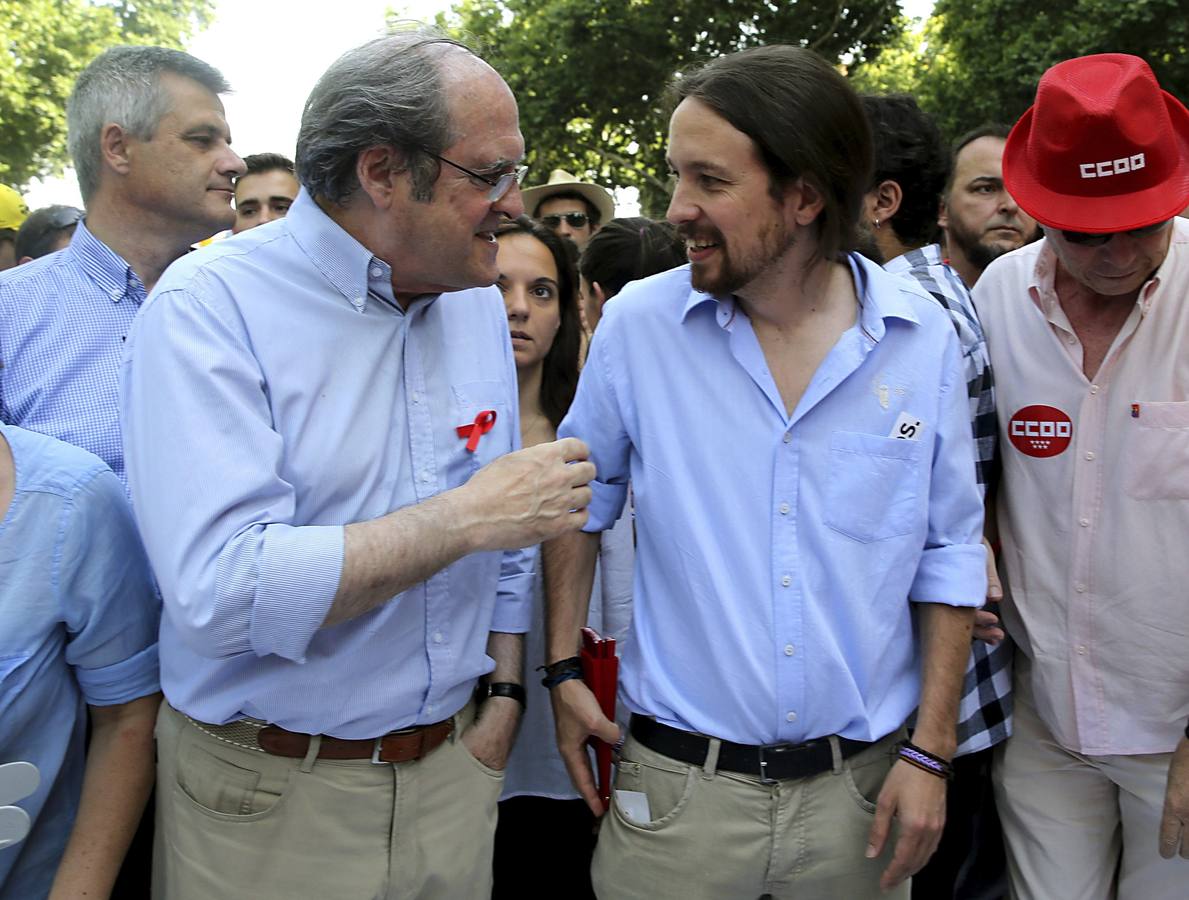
[851,0,1189,142]
[0,0,214,186]
[439,0,902,215]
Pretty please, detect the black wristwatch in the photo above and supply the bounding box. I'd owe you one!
[475,677,526,711]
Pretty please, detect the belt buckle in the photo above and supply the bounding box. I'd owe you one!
[370,724,421,765]
[756,741,805,784]
[370,737,387,765]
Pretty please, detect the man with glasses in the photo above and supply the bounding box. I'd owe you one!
[975,53,1189,899]
[522,168,615,249]
[121,28,593,900]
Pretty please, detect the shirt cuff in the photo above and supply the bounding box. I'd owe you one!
[76,642,161,706]
[250,524,345,662]
[491,570,534,633]
[910,542,987,607]
[584,481,628,532]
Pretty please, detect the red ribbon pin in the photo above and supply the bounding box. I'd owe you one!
[456,409,497,453]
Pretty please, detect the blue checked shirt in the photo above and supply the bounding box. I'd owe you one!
[559,256,986,746]
[885,244,1012,755]
[0,221,146,484]
[121,191,533,738]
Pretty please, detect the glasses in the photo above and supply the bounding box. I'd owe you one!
[1061,219,1170,247]
[427,152,527,202]
[540,212,590,230]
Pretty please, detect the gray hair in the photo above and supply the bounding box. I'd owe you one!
[296,28,473,205]
[67,46,230,203]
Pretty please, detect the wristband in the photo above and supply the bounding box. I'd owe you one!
[476,679,526,710]
[895,740,954,781]
[539,656,583,690]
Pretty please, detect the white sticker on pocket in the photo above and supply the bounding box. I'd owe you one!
[890,411,924,441]
[615,789,651,823]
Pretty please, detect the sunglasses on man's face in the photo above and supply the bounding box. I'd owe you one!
[1060,219,1170,247]
[540,212,590,230]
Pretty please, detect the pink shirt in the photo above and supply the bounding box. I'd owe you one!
[975,218,1189,756]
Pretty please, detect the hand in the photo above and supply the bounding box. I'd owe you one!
[462,697,522,771]
[973,609,1004,645]
[975,537,1005,645]
[550,679,620,816]
[866,759,948,891]
[465,438,596,552]
[1159,736,1189,859]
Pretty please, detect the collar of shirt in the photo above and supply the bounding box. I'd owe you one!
[67,219,146,306]
[884,242,945,276]
[678,253,920,342]
[284,189,408,314]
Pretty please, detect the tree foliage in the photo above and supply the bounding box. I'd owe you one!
[0,0,214,186]
[435,0,902,215]
[852,0,1189,142]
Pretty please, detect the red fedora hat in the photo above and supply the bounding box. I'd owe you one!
[1004,53,1189,232]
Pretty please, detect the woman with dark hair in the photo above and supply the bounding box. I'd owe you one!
[492,217,606,899]
[496,217,582,440]
[578,216,686,329]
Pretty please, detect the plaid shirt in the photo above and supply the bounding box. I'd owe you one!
[0,220,146,485]
[885,244,1012,755]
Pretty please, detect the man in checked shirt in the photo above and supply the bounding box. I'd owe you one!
[857,93,1011,900]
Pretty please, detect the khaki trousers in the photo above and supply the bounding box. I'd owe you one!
[592,728,908,900]
[152,701,503,900]
[993,675,1185,900]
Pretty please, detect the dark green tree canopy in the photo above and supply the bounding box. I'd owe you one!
[438,0,902,214]
[852,0,1188,143]
[0,0,214,187]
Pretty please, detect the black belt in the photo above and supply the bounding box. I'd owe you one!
[629,714,872,783]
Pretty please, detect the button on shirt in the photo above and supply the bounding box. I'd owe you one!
[0,221,147,484]
[121,191,533,738]
[884,244,1012,756]
[975,218,1189,756]
[559,256,986,746]
[0,424,159,899]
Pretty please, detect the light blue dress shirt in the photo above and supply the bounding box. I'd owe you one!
[0,424,159,899]
[0,221,147,484]
[121,190,533,738]
[559,255,986,746]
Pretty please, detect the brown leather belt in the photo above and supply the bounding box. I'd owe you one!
[251,720,455,764]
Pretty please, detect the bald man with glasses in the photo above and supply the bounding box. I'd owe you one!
[121,29,593,900]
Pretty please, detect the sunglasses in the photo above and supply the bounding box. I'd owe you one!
[540,212,590,230]
[1060,219,1170,247]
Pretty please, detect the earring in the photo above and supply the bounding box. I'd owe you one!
[874,217,881,229]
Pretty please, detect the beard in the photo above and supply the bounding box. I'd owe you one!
[854,221,885,266]
[681,217,796,295]
[947,215,1033,275]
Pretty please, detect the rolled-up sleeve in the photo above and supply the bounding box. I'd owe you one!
[491,545,536,633]
[122,286,343,663]
[911,329,987,607]
[59,468,160,705]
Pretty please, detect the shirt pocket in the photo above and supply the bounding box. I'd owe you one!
[449,381,509,479]
[825,431,923,542]
[1124,400,1189,500]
